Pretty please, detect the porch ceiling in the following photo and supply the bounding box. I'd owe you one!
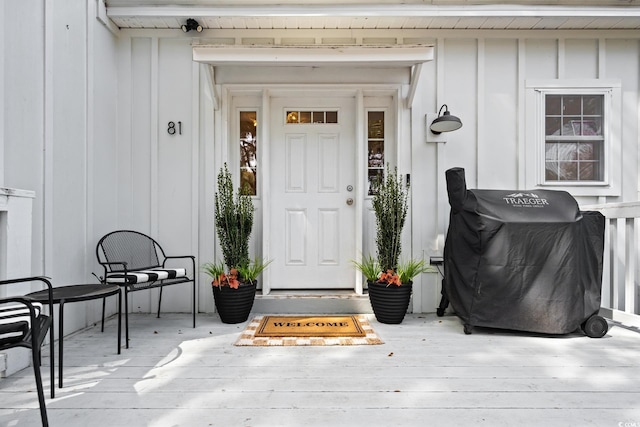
[105,1,640,31]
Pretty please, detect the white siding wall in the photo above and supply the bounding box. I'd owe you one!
[91,3,121,321]
[481,39,519,188]
[50,0,87,288]
[115,34,200,315]
[607,39,640,201]
[2,2,45,276]
[2,1,121,336]
[157,38,198,313]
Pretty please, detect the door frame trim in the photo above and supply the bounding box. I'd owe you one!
[223,84,402,295]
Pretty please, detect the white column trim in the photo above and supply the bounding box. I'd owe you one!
[43,0,54,275]
[261,89,271,295]
[150,37,159,236]
[191,59,200,313]
[355,89,364,295]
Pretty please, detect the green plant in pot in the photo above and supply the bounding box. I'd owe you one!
[203,163,270,324]
[353,165,431,324]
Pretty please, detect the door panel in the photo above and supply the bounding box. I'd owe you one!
[285,134,307,192]
[270,97,356,289]
[318,134,340,192]
[285,209,306,265]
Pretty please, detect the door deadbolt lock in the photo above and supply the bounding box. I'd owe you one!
[346,198,354,206]
[346,185,353,192]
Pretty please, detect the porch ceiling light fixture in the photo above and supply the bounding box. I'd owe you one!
[182,18,203,33]
[429,104,462,134]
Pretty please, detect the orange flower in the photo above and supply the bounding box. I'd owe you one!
[378,269,402,286]
[227,269,240,288]
[213,273,227,287]
[212,269,241,288]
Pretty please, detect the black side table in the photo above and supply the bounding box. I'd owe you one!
[27,284,121,388]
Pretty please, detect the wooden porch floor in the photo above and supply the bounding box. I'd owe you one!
[1,313,640,426]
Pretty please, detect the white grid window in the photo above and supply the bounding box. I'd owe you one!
[544,94,604,182]
[525,80,621,196]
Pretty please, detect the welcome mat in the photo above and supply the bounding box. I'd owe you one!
[235,315,384,346]
[257,315,366,337]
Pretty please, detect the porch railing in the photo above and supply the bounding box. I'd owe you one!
[582,202,640,327]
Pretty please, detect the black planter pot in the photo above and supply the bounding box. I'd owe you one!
[367,280,413,324]
[212,280,257,324]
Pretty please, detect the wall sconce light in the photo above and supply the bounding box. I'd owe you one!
[429,104,463,134]
[426,104,463,143]
[181,18,203,33]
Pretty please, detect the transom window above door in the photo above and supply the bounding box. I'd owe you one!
[286,110,338,124]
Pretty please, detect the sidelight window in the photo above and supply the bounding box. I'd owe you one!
[367,111,385,195]
[239,111,257,196]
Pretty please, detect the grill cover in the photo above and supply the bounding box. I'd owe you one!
[444,167,605,334]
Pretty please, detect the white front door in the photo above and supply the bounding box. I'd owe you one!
[269,96,356,289]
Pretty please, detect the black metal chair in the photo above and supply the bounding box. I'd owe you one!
[0,276,55,426]
[96,230,196,348]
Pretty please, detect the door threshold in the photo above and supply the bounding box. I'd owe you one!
[259,289,365,298]
[253,289,372,314]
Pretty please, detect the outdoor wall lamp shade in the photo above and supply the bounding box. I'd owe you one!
[429,105,463,134]
[182,19,203,33]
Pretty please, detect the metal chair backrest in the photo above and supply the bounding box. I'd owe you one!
[97,230,162,272]
[0,276,54,426]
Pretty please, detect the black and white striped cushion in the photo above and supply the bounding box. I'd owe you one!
[0,302,43,341]
[105,268,187,284]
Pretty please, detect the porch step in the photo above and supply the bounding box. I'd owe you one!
[253,290,372,314]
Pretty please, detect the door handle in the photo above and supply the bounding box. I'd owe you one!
[346,198,354,206]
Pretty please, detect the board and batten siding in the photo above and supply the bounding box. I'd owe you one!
[97,29,640,315]
[117,36,201,315]
[419,33,638,193]
[408,32,639,313]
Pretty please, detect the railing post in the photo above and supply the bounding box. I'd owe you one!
[627,218,639,314]
[581,202,640,324]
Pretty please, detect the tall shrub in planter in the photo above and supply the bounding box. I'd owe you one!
[215,163,253,271]
[353,165,430,324]
[203,163,269,323]
[372,165,408,272]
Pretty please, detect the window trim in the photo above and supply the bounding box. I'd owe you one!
[525,79,622,197]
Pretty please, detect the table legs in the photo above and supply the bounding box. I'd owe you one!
[56,292,121,388]
[117,291,122,355]
[58,301,65,389]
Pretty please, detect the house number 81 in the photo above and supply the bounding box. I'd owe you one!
[167,121,182,135]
